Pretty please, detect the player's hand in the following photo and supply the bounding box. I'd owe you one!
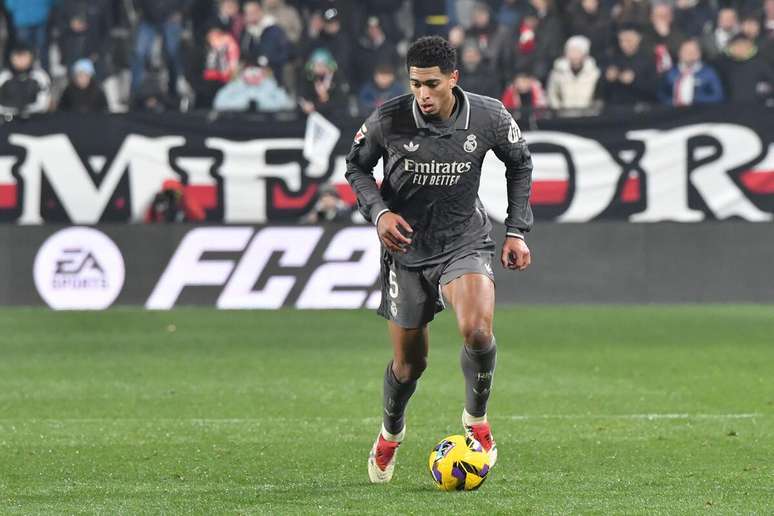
[501,237,531,271]
[377,212,413,254]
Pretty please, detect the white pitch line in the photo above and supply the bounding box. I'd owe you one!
[0,413,764,424]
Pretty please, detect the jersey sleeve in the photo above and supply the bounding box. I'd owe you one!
[491,103,534,238]
[345,110,389,225]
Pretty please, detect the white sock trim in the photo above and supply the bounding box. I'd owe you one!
[380,423,405,442]
[463,408,488,425]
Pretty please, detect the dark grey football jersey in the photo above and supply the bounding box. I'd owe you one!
[345,86,534,267]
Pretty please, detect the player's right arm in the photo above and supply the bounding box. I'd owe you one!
[345,112,412,253]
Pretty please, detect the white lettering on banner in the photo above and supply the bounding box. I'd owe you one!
[11,134,183,224]
[146,227,254,309]
[629,124,772,222]
[176,157,217,187]
[217,227,323,309]
[206,138,304,223]
[296,227,381,308]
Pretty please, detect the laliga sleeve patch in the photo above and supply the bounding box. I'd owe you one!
[354,123,368,145]
[507,119,521,144]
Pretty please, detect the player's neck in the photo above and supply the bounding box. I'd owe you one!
[438,94,457,120]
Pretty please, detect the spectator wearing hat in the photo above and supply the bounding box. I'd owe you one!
[602,24,658,106]
[546,35,601,110]
[299,48,348,118]
[4,0,55,70]
[716,34,774,103]
[130,0,190,97]
[305,8,353,86]
[302,182,353,223]
[239,0,291,82]
[0,43,51,115]
[658,38,723,106]
[213,56,294,112]
[58,58,109,112]
[358,62,404,114]
[55,0,112,72]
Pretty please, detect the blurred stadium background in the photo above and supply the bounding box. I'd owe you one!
[1,0,773,513]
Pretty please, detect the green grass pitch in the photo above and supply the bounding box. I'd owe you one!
[1,306,772,514]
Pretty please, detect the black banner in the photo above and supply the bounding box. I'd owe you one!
[0,105,772,225]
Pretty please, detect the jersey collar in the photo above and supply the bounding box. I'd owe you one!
[411,86,471,132]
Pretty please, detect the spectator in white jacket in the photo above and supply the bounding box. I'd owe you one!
[0,43,51,116]
[546,35,601,111]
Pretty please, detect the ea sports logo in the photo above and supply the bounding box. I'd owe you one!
[34,227,125,310]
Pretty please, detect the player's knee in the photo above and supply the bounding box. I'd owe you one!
[393,358,427,383]
[462,325,493,350]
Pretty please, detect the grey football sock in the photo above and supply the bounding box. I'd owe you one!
[460,336,496,418]
[383,361,417,435]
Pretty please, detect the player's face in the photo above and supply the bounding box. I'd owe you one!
[409,66,458,117]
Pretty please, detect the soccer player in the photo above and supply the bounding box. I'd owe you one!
[345,36,533,483]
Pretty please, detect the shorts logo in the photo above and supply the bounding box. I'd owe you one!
[484,262,493,276]
[403,141,419,152]
[390,301,398,317]
[463,134,477,153]
[507,119,521,143]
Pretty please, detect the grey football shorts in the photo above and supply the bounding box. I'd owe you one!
[377,249,496,328]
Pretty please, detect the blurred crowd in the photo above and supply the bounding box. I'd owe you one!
[0,0,772,119]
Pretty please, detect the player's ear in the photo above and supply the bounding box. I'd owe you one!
[449,69,459,87]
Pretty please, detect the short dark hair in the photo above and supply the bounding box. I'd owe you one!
[406,36,457,74]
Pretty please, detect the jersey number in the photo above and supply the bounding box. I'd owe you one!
[389,270,399,299]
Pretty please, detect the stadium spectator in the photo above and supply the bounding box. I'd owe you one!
[58,58,109,112]
[466,2,508,70]
[353,16,400,91]
[508,0,564,81]
[658,38,724,106]
[0,43,51,115]
[501,65,548,113]
[357,62,404,114]
[239,0,291,82]
[4,0,55,70]
[763,0,774,68]
[301,183,352,223]
[413,0,450,37]
[189,23,240,109]
[447,24,467,51]
[55,0,112,73]
[299,48,349,118]
[565,0,614,62]
[305,8,353,86]
[740,13,762,45]
[145,179,206,223]
[646,2,686,74]
[213,56,294,112]
[215,0,243,41]
[458,43,501,98]
[263,0,303,44]
[602,24,658,107]
[716,34,774,103]
[133,63,178,112]
[702,7,739,60]
[546,35,601,110]
[130,0,189,98]
[495,0,523,30]
[674,0,715,38]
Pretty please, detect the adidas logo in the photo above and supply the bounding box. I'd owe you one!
[403,141,419,152]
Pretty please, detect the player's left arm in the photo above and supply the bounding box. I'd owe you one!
[491,103,534,271]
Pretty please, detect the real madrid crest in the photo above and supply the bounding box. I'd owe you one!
[463,134,477,153]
